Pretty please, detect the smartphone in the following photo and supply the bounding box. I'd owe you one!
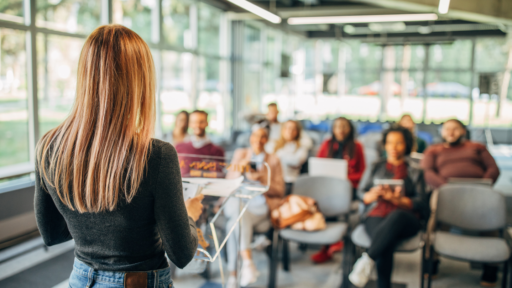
[373,179,404,195]
[249,162,257,171]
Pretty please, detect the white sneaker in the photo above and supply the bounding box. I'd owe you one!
[226,275,237,288]
[250,235,271,251]
[240,260,260,287]
[349,252,375,288]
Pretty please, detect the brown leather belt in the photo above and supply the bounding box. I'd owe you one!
[124,272,147,288]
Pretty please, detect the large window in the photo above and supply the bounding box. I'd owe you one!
[198,2,221,56]
[113,0,157,42]
[37,0,102,34]
[429,41,472,70]
[160,50,194,136]
[0,28,28,168]
[162,0,192,48]
[0,0,24,23]
[1,0,511,182]
[37,34,84,135]
[0,0,231,182]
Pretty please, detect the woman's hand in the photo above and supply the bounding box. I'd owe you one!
[382,186,413,209]
[363,186,383,204]
[380,185,397,201]
[185,194,204,221]
[240,160,260,181]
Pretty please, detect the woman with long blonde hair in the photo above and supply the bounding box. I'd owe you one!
[266,120,309,196]
[35,25,203,288]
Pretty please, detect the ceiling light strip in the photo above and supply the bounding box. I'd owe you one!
[227,0,281,24]
[438,0,451,14]
[287,13,438,25]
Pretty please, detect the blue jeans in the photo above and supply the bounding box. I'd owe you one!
[69,258,173,288]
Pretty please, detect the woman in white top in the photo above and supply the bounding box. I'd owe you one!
[268,120,309,195]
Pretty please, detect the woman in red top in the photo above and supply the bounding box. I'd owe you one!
[316,117,366,190]
[311,117,366,263]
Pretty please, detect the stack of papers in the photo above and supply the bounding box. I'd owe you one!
[182,176,244,197]
[182,182,204,200]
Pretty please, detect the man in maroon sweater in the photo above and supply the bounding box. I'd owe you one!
[422,119,500,188]
[175,110,225,178]
[421,119,500,286]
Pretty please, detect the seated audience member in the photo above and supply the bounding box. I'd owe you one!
[349,126,428,288]
[224,124,285,288]
[421,119,500,286]
[266,103,281,142]
[167,110,190,145]
[265,103,313,151]
[398,114,427,153]
[175,110,225,177]
[422,118,499,188]
[311,117,366,263]
[266,120,309,195]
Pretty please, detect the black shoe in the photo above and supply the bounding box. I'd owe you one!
[480,265,498,287]
[423,259,440,279]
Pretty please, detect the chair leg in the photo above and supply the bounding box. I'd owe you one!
[265,228,275,259]
[282,239,290,272]
[268,230,280,288]
[427,246,434,288]
[341,237,352,288]
[420,245,426,288]
[502,258,509,288]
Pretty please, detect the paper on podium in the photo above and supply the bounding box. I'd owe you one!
[182,176,244,197]
[182,182,203,201]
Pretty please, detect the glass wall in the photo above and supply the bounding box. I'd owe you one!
[0,0,231,181]
[37,34,84,135]
[270,37,511,127]
[239,31,511,127]
[0,28,28,168]
[1,0,511,181]
[472,38,512,127]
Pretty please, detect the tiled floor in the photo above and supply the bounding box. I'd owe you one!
[0,235,507,288]
[173,242,503,288]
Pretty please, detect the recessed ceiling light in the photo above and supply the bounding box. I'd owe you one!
[287,13,438,25]
[438,0,451,14]
[227,0,281,24]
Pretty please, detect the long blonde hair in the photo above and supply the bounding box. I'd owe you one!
[37,25,156,213]
[273,120,302,153]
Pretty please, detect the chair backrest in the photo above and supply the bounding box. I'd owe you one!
[436,184,506,231]
[358,132,382,151]
[292,176,352,217]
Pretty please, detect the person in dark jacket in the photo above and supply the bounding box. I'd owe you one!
[349,126,428,288]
